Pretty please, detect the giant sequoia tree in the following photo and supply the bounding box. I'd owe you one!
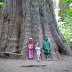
[0,0,72,60]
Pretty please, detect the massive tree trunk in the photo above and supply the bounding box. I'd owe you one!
[5,0,18,52]
[31,0,43,59]
[19,0,26,57]
[0,0,10,52]
[19,0,32,59]
[41,0,60,60]
[0,0,72,59]
[31,0,43,45]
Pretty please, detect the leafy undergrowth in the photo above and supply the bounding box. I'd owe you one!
[59,0,72,48]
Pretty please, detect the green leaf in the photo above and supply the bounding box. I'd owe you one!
[0,2,6,9]
[66,9,72,16]
[60,0,72,5]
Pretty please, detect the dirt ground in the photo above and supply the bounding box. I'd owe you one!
[0,55,72,72]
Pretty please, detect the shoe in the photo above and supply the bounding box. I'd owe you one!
[48,58,51,61]
[38,59,40,62]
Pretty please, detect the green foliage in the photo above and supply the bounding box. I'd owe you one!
[59,0,72,48]
[61,9,72,17]
[60,0,72,5]
[59,17,72,48]
[66,9,72,16]
[0,2,7,18]
[0,0,3,2]
[0,2,6,9]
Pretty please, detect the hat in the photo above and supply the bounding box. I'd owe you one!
[29,38,32,39]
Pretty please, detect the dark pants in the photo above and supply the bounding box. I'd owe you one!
[44,52,51,59]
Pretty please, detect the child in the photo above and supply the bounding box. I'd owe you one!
[43,36,51,61]
[35,41,41,62]
[27,38,34,60]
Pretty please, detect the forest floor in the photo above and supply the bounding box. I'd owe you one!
[0,55,72,72]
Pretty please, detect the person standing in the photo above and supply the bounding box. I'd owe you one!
[27,38,34,59]
[35,40,41,62]
[43,36,51,61]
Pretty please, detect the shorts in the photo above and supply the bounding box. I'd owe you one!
[37,51,41,56]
